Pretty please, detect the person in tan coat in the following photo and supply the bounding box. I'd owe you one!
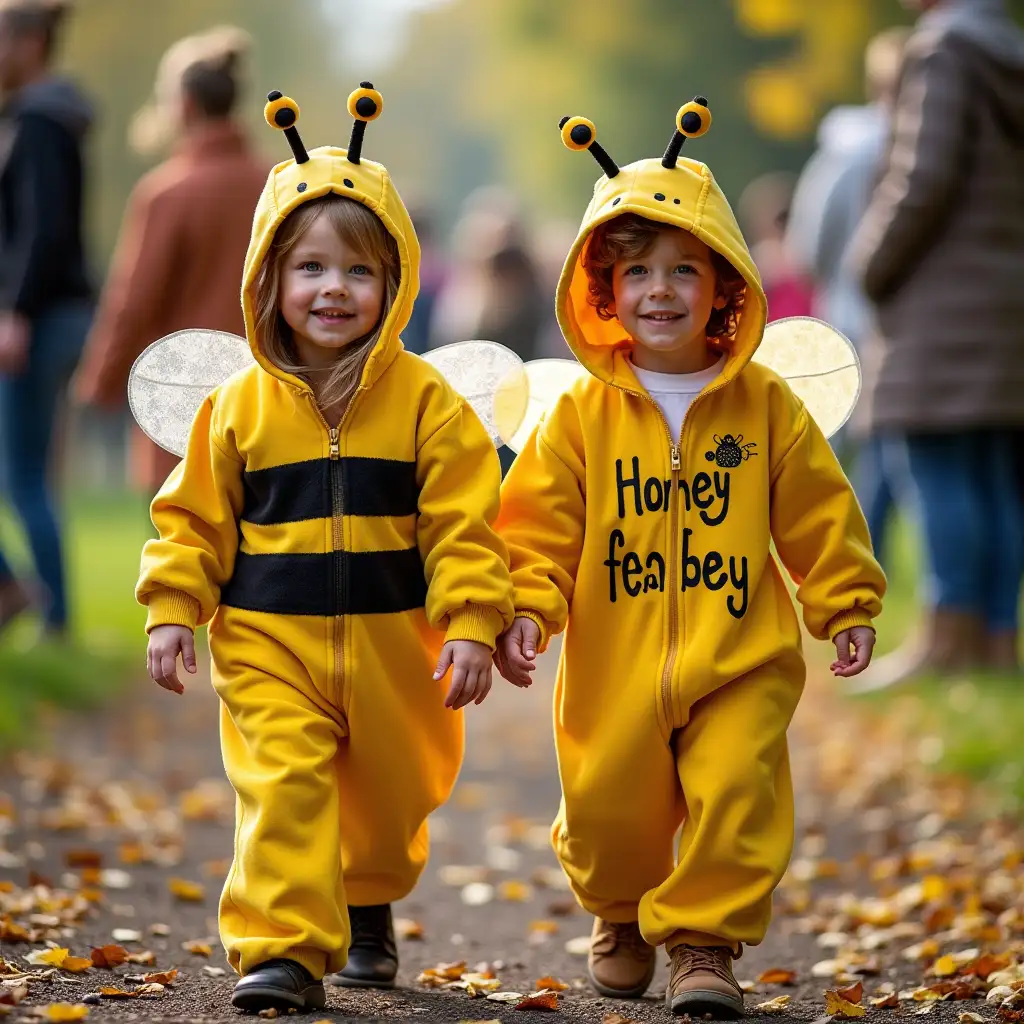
[74,26,267,495]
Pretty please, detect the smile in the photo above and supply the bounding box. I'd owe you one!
[312,310,355,321]
[641,312,684,322]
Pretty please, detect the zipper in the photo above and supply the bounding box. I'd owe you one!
[328,426,344,708]
[620,368,731,730]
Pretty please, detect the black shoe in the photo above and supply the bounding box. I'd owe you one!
[327,903,398,988]
[231,958,327,1013]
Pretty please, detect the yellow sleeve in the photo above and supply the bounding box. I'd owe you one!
[769,390,886,641]
[497,394,587,651]
[136,393,245,632]
[416,397,514,651]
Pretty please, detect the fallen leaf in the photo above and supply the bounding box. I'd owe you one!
[916,1004,938,1016]
[118,843,143,865]
[514,991,559,1011]
[100,871,132,890]
[182,940,212,957]
[970,956,1012,981]
[26,949,70,968]
[258,1010,279,1020]
[499,880,533,903]
[148,924,170,937]
[872,994,901,1009]
[529,920,559,937]
[462,883,495,907]
[759,969,798,986]
[757,995,792,1013]
[960,1014,991,1024]
[812,959,844,978]
[89,946,127,969]
[989,988,1016,1005]
[998,1011,1024,1024]
[0,986,26,1006]
[125,951,156,966]
[487,992,525,1004]
[825,990,867,1018]
[439,865,490,887]
[602,1015,636,1024]
[910,988,950,1002]
[565,935,591,956]
[168,878,205,902]
[98,987,137,999]
[141,970,177,985]
[110,929,141,943]
[395,918,425,940]
[203,966,226,977]
[62,957,93,974]
[135,983,165,996]
[535,976,569,992]
[44,1006,89,1022]
[931,955,959,978]
[904,940,941,962]
[837,983,865,1004]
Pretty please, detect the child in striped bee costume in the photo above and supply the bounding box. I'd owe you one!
[137,85,516,1014]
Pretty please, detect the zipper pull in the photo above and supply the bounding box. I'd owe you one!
[670,443,681,472]
[328,427,340,460]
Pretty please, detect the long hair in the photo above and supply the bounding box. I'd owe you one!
[254,194,401,412]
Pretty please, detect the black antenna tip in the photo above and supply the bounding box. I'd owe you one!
[558,115,570,129]
[267,90,283,101]
[695,95,709,106]
[360,80,373,89]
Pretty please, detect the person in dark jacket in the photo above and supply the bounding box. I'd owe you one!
[0,0,93,636]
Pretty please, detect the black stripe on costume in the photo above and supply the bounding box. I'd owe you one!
[220,548,427,616]
[242,458,419,524]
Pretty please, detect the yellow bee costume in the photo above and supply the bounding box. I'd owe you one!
[498,101,885,953]
[136,85,514,978]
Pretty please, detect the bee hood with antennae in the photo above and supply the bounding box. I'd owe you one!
[556,99,768,389]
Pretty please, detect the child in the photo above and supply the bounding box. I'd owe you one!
[137,85,515,1014]
[495,101,885,1019]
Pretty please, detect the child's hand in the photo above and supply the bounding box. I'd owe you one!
[831,626,876,678]
[434,639,493,709]
[494,616,540,688]
[148,624,197,694]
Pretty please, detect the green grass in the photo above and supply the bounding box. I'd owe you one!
[847,517,1024,810]
[0,490,151,748]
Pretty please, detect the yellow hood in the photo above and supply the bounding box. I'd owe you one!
[557,109,767,393]
[241,89,420,391]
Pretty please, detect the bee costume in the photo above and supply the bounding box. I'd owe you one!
[136,85,515,979]
[498,100,886,955]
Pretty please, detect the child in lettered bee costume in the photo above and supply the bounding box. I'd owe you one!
[495,100,886,1018]
[137,85,516,1013]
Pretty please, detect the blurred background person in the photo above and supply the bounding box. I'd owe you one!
[786,26,911,562]
[73,25,266,499]
[402,206,446,356]
[737,171,815,324]
[0,0,92,637]
[849,0,1024,683]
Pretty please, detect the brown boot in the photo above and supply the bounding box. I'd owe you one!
[666,944,744,1019]
[587,918,656,999]
[0,577,31,632]
[985,630,1021,674]
[843,608,986,694]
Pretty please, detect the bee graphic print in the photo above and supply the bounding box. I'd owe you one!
[706,433,757,468]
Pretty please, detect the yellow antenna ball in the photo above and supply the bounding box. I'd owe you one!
[348,85,383,122]
[560,116,596,152]
[677,99,711,138]
[265,93,300,130]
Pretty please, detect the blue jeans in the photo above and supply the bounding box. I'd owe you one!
[896,431,1024,632]
[852,434,897,568]
[0,301,92,628]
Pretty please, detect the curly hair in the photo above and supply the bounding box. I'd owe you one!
[583,213,746,345]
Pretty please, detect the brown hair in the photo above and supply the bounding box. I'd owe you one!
[583,213,746,346]
[254,194,401,412]
[0,0,70,59]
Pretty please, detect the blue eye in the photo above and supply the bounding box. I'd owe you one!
[625,265,646,276]
[676,264,698,275]
[300,261,322,273]
[351,265,371,276]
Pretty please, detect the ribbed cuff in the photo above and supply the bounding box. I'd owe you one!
[517,611,550,653]
[145,589,201,633]
[445,604,505,651]
[826,608,875,641]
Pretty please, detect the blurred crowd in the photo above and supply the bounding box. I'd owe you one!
[0,0,1020,683]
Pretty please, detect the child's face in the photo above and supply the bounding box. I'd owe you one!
[279,213,386,369]
[612,228,723,373]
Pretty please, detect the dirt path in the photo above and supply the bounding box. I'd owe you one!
[1,644,1022,1023]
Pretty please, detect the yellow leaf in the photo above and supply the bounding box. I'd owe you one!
[498,880,532,902]
[62,957,93,974]
[126,951,156,966]
[45,1006,89,1022]
[756,995,792,1013]
[142,970,178,985]
[26,948,69,967]
[825,990,867,1018]
[535,976,569,991]
[182,940,212,957]
[932,955,958,978]
[395,918,425,940]
[168,879,205,902]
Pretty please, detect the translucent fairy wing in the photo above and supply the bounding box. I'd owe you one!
[752,317,861,439]
[128,329,254,458]
[503,358,589,454]
[420,340,529,448]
